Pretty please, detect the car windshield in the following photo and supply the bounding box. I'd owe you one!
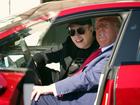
[0,18,51,67]
[0,9,68,69]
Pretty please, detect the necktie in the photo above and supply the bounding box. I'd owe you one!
[73,48,101,75]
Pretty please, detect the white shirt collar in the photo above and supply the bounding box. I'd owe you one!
[101,43,114,52]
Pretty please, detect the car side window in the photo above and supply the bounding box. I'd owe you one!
[22,21,68,47]
[41,23,68,46]
[111,9,140,66]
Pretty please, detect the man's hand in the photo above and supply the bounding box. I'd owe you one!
[31,84,56,101]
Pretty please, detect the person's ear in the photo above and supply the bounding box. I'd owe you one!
[89,26,94,32]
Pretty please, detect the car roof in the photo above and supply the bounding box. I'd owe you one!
[20,0,140,18]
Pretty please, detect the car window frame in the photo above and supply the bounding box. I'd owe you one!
[110,8,140,67]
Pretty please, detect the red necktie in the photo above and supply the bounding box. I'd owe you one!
[73,48,101,75]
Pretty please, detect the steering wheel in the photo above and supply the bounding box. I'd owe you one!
[19,37,42,85]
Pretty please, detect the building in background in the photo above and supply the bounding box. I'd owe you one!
[0,0,41,19]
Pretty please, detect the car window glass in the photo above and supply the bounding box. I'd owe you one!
[41,23,68,46]
[25,21,51,46]
[110,10,140,66]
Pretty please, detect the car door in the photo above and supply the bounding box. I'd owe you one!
[114,9,140,105]
[96,8,140,105]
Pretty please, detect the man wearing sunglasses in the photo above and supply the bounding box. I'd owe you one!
[28,18,99,85]
[31,16,121,105]
[68,19,96,50]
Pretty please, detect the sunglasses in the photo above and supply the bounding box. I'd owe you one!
[68,27,86,36]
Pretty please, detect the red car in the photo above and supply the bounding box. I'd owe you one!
[0,0,140,105]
